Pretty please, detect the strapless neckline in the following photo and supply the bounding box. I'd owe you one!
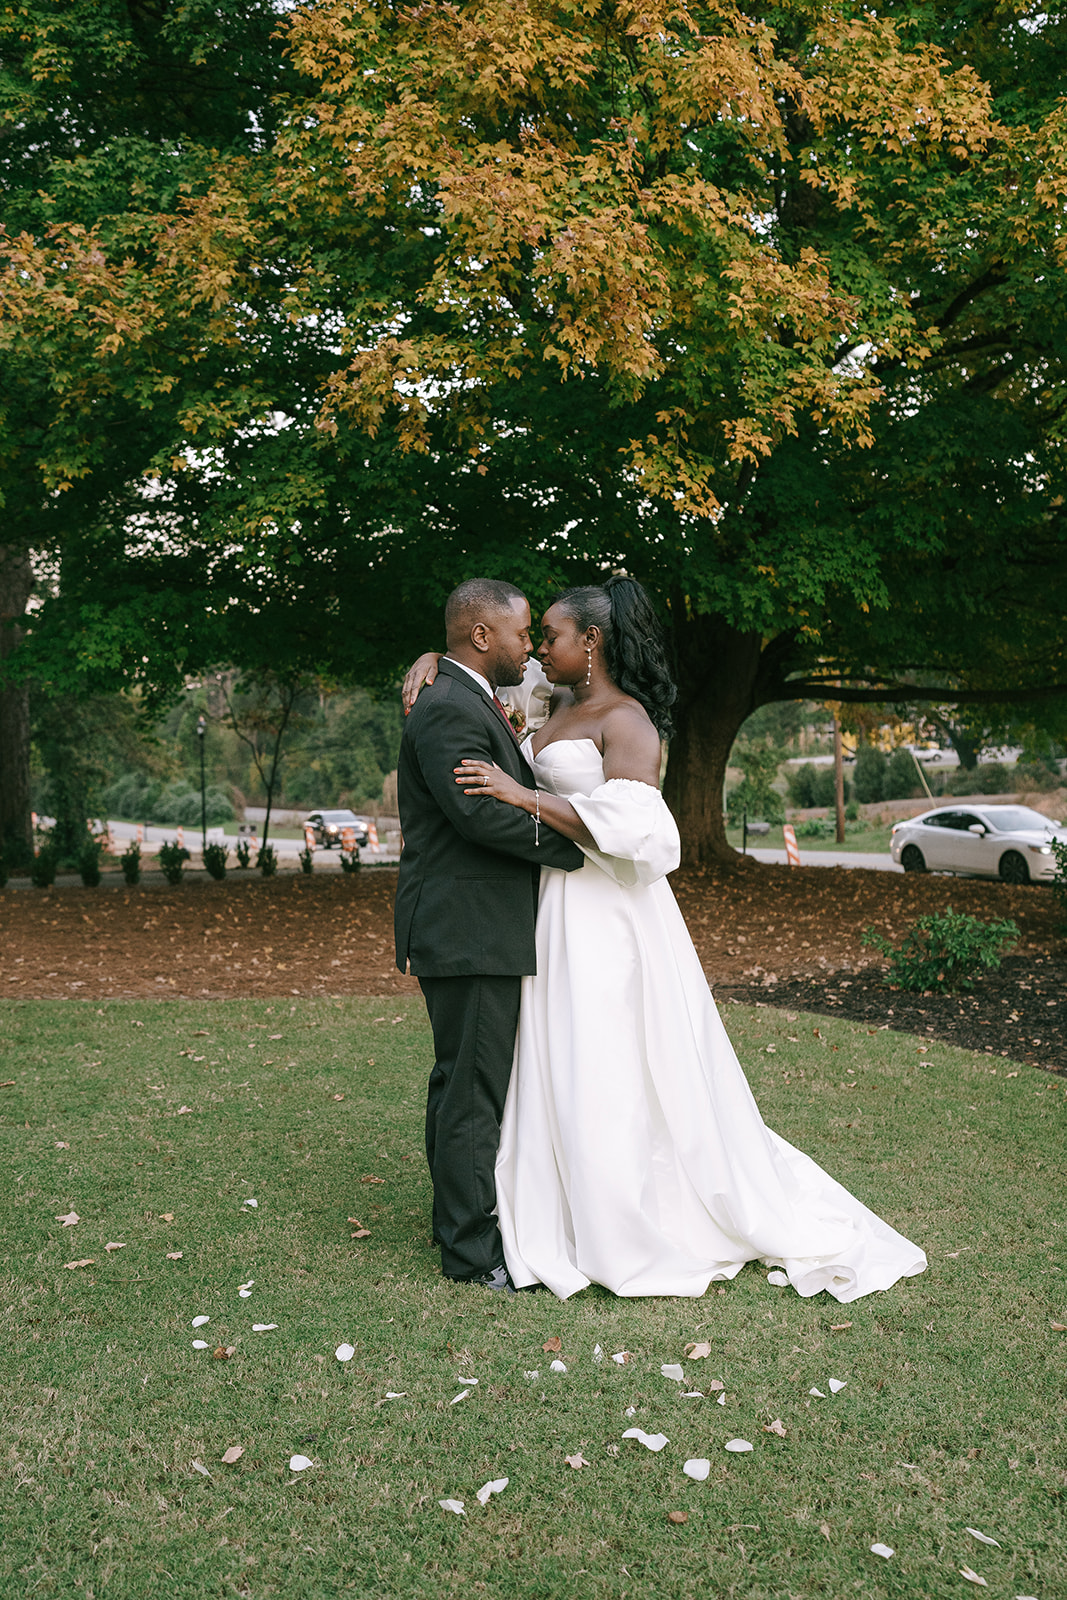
[525,735,601,759]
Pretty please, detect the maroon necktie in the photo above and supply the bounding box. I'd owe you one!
[491,694,521,745]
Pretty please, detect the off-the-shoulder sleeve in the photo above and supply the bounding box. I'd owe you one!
[567,779,680,886]
[497,658,553,732]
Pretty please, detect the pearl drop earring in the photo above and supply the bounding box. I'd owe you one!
[585,646,593,685]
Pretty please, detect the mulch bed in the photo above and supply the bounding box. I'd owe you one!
[1,860,1063,1071]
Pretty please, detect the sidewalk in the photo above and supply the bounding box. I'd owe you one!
[745,846,902,872]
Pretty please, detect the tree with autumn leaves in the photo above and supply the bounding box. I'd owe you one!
[2,0,1066,865]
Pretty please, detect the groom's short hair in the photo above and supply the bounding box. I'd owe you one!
[445,578,526,646]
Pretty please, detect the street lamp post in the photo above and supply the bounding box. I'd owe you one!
[196,715,207,857]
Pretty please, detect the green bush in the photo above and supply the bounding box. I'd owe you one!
[158,840,191,885]
[339,849,361,874]
[726,748,785,825]
[235,839,252,869]
[941,761,1011,797]
[298,844,314,875]
[1052,838,1067,931]
[785,763,818,808]
[77,837,103,888]
[119,841,141,886]
[853,745,887,804]
[257,844,278,877]
[884,748,922,800]
[203,842,229,881]
[862,908,1019,993]
[31,845,58,889]
[103,773,236,827]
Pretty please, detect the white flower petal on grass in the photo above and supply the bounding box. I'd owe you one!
[809,1387,826,1398]
[438,1499,465,1515]
[717,1393,726,1405]
[192,1340,209,1350]
[523,1371,540,1381]
[450,1390,472,1405]
[593,1344,603,1363]
[870,1543,894,1559]
[828,1378,847,1394]
[385,1393,406,1400]
[243,1199,258,1208]
[335,1343,355,1362]
[683,1459,711,1481]
[237,1279,254,1291]
[190,1460,210,1477]
[456,1377,478,1386]
[624,1406,637,1418]
[966,1529,1000,1547]
[252,1323,278,1332]
[959,1569,988,1587]
[475,1477,508,1505]
[289,1454,313,1473]
[660,1363,685,1382]
[192,1316,210,1328]
[724,1439,753,1453]
[767,1270,789,1287]
[238,1288,253,1299]
[622,1429,669,1452]
[611,1352,631,1365]
[681,1391,704,1399]
[549,1359,567,1373]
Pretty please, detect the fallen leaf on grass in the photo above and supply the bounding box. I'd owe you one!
[176,1107,193,1115]
[55,1142,70,1150]
[1051,1322,1067,1333]
[350,1229,371,1240]
[683,1459,710,1481]
[439,1499,465,1515]
[213,1346,236,1360]
[966,1529,1000,1547]
[289,1454,313,1473]
[819,1522,831,1540]
[830,1322,853,1331]
[828,1378,847,1393]
[335,1343,355,1362]
[725,1439,753,1453]
[332,1093,345,1101]
[252,1323,278,1332]
[565,1453,590,1469]
[763,1419,787,1437]
[166,1252,183,1261]
[190,1460,210,1477]
[611,1351,634,1364]
[707,1378,725,1392]
[192,1316,210,1328]
[622,1429,669,1452]
[0,1080,16,1088]
[476,1477,508,1504]
[56,1211,79,1227]
[159,1213,174,1222]
[667,1510,688,1524]
[684,1341,712,1359]
[661,1363,684,1382]
[104,1242,126,1253]
[870,1543,893,1558]
[542,1336,562,1353]
[959,1568,987,1587]
[221,1446,244,1465]
[360,1175,385,1185]
[64,1258,95,1269]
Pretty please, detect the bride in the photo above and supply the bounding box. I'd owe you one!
[415,576,926,1302]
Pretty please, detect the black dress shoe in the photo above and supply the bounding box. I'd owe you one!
[447,1265,515,1294]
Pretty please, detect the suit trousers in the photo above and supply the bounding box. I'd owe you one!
[418,973,522,1279]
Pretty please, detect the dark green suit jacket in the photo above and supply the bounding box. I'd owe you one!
[394,659,583,977]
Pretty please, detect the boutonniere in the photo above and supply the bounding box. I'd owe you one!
[506,705,527,737]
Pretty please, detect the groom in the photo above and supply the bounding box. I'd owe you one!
[394,579,583,1289]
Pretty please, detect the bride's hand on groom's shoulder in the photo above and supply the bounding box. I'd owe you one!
[402,652,442,714]
[454,759,526,808]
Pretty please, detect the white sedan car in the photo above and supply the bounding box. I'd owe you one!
[890,804,1065,884]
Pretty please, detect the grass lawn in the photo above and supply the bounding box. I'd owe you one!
[726,821,896,855]
[2,997,1064,1599]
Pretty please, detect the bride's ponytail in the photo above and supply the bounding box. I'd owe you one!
[555,576,676,738]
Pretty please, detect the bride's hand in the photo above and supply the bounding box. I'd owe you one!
[454,759,528,808]
[402,651,442,714]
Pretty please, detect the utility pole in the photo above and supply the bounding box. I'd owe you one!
[833,712,846,844]
[197,714,207,857]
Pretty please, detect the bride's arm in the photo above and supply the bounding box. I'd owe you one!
[402,652,442,715]
[453,760,595,847]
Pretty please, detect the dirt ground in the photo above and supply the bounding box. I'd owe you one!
[1,862,1063,1071]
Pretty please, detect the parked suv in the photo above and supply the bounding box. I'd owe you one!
[304,809,370,849]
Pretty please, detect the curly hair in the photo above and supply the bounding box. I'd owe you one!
[554,575,676,738]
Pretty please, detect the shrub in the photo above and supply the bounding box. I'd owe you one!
[726,748,785,825]
[77,837,103,888]
[853,745,887,804]
[257,844,278,877]
[786,763,819,808]
[120,841,141,886]
[862,908,1019,993]
[884,748,922,800]
[31,845,58,888]
[1052,838,1067,931]
[158,840,191,885]
[235,839,252,869]
[339,849,361,874]
[942,761,1011,797]
[298,845,314,875]
[203,842,228,881]
[795,817,834,839]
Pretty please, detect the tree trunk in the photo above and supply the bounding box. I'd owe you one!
[0,544,33,866]
[833,713,846,843]
[662,611,764,868]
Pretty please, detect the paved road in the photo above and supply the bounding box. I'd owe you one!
[745,847,902,873]
[101,820,400,864]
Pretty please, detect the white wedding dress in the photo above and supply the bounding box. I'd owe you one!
[494,737,927,1302]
